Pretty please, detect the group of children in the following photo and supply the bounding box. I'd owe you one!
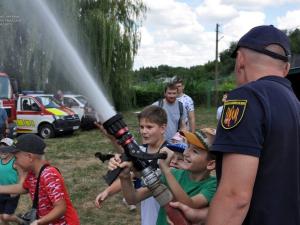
[95,105,217,225]
[0,104,217,225]
[0,134,80,225]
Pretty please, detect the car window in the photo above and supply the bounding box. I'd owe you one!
[64,97,79,107]
[21,97,40,111]
[36,96,60,108]
[75,96,88,105]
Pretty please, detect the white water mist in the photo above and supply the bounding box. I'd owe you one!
[27,0,116,122]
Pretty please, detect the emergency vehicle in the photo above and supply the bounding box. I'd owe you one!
[0,72,81,138]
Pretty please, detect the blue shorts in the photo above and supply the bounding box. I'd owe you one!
[0,194,20,214]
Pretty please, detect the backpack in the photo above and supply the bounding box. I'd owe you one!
[158,99,183,131]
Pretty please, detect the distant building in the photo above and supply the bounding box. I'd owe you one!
[156,75,177,84]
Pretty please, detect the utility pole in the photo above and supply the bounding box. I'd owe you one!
[215,23,219,105]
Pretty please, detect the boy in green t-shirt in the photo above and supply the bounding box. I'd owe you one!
[110,128,217,225]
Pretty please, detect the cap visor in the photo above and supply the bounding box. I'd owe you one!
[179,131,206,150]
[0,146,18,153]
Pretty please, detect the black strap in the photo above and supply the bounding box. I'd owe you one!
[158,98,164,108]
[149,140,169,169]
[32,164,49,209]
[177,101,183,131]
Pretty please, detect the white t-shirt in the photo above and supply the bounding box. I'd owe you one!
[141,196,160,225]
[139,145,160,225]
[177,94,194,129]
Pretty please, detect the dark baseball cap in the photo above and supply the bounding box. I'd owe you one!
[231,25,291,62]
[0,134,46,155]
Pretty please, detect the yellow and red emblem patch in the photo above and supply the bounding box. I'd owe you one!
[221,100,247,129]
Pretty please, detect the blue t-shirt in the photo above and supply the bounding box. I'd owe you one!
[212,76,300,225]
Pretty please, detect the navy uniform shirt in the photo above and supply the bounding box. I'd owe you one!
[212,76,300,225]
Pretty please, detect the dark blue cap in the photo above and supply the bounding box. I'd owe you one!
[231,25,291,62]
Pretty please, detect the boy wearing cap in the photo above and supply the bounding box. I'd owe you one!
[168,132,187,169]
[113,128,217,225]
[0,134,80,225]
[0,138,24,225]
[206,25,300,225]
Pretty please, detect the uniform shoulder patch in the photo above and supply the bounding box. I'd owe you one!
[221,100,247,129]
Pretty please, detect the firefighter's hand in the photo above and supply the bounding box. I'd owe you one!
[5,128,10,134]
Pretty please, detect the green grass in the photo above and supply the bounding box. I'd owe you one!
[16,106,217,224]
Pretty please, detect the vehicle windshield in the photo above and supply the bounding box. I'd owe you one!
[35,96,61,108]
[75,96,88,105]
[0,76,10,99]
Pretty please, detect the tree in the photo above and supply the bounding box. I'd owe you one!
[289,28,300,54]
[0,0,146,110]
[79,0,146,110]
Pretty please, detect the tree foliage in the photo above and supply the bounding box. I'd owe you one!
[0,0,146,110]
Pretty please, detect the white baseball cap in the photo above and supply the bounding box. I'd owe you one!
[0,138,14,146]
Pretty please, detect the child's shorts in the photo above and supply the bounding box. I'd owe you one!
[0,194,20,214]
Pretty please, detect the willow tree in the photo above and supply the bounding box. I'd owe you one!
[0,0,146,110]
[79,0,146,110]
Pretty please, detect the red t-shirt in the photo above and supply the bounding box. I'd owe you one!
[23,165,80,225]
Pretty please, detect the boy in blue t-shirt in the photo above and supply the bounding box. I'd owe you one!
[0,138,24,225]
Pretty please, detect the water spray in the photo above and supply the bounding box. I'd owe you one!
[23,1,191,224]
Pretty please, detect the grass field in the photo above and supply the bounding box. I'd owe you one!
[15,106,217,225]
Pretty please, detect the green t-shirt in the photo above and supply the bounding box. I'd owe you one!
[156,169,217,225]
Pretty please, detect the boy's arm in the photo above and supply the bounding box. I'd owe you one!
[120,176,151,205]
[95,178,122,208]
[34,199,66,225]
[159,147,207,208]
[118,161,152,205]
[161,166,205,208]
[0,183,27,194]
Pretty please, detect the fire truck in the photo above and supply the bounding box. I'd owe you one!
[0,72,81,138]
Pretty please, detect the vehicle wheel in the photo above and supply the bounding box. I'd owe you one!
[38,124,55,139]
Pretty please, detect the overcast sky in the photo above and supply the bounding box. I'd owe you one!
[133,0,300,69]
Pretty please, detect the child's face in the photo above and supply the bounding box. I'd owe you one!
[0,151,10,160]
[14,151,32,171]
[169,152,185,169]
[183,144,214,172]
[139,118,165,146]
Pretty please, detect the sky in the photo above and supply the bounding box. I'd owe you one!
[133,0,300,69]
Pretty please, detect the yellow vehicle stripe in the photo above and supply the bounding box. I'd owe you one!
[46,108,68,116]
